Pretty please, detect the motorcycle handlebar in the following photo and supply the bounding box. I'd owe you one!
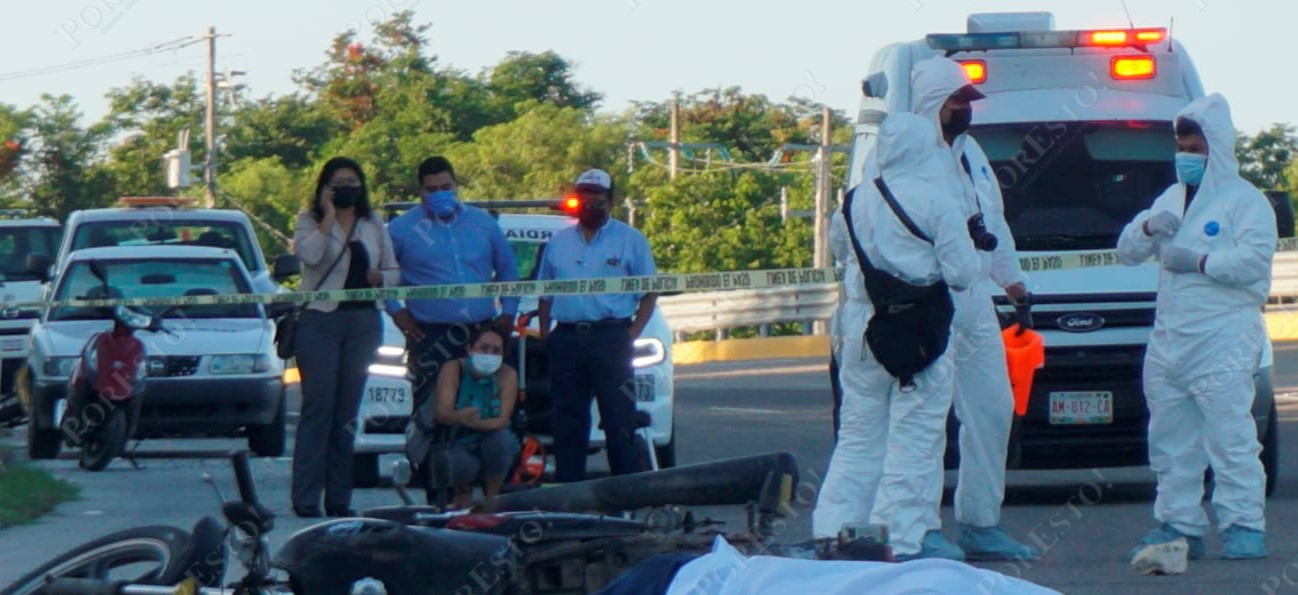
[230,449,260,507]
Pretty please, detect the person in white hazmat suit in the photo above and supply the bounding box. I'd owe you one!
[1118,92,1274,570]
[812,111,981,561]
[864,55,1040,561]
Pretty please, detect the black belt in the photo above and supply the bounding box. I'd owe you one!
[555,318,631,332]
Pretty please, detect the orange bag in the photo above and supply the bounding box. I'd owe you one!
[1002,325,1045,416]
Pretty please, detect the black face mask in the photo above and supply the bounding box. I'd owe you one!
[942,107,973,137]
[578,206,609,229]
[332,185,362,209]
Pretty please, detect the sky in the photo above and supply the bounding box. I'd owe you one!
[3,0,1292,138]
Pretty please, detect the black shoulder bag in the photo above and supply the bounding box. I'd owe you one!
[841,177,956,390]
[275,221,357,359]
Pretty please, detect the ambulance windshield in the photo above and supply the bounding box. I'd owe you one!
[975,120,1177,251]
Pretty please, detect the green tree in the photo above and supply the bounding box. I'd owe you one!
[22,95,113,220]
[484,51,602,122]
[0,104,32,203]
[97,74,206,198]
[218,157,305,252]
[1236,123,1297,191]
[445,104,629,202]
[639,169,810,274]
[223,95,342,170]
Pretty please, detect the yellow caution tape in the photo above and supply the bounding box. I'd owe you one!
[4,238,1296,310]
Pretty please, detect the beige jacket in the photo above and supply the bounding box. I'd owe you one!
[293,210,401,312]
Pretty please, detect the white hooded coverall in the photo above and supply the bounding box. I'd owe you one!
[1116,93,1275,537]
[869,56,1029,531]
[812,112,980,556]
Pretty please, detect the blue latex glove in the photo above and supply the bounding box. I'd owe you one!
[1161,246,1204,273]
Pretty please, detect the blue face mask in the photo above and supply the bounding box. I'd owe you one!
[1175,152,1207,186]
[423,189,458,218]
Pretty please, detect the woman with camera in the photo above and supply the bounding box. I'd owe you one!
[290,156,400,518]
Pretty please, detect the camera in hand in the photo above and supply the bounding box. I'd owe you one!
[967,213,998,252]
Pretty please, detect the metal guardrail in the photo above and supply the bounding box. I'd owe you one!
[659,284,838,335]
[660,252,1298,335]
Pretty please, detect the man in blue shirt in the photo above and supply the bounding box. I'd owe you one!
[537,168,659,482]
[387,156,519,425]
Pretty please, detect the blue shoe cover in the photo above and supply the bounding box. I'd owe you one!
[895,530,965,562]
[958,525,1042,561]
[1129,524,1204,561]
[1221,526,1267,560]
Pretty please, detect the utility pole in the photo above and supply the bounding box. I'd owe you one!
[813,107,833,336]
[203,26,217,208]
[814,106,832,271]
[669,93,680,180]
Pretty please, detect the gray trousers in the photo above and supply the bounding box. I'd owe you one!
[291,307,381,513]
[446,428,520,484]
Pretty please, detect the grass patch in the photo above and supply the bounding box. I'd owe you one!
[0,452,79,529]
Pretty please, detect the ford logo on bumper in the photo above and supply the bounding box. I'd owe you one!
[1057,312,1105,332]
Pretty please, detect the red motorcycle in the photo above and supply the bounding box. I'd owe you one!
[59,260,175,472]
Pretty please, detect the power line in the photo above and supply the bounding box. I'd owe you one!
[0,36,202,83]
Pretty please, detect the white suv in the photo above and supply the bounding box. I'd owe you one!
[0,213,61,417]
[348,200,676,485]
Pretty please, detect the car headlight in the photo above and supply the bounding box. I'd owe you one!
[632,338,666,368]
[375,345,406,367]
[209,354,272,375]
[43,356,78,378]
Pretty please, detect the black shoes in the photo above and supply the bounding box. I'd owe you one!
[294,508,323,519]
[327,508,357,517]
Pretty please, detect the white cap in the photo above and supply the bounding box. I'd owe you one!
[574,168,612,192]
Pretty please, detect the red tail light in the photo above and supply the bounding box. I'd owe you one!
[1111,56,1156,80]
[960,60,987,84]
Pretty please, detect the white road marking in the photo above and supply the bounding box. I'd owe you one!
[709,406,781,415]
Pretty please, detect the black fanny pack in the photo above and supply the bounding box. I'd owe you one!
[841,177,956,390]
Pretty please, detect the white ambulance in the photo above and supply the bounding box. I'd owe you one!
[833,12,1284,494]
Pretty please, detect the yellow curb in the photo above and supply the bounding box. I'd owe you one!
[1266,309,1298,342]
[672,335,830,365]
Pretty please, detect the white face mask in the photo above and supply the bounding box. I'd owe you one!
[469,352,503,375]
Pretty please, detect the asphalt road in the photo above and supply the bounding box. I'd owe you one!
[3,345,1298,594]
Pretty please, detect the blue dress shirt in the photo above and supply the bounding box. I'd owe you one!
[385,203,519,323]
[536,218,657,322]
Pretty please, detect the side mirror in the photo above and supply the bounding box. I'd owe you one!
[1266,191,1295,238]
[25,254,53,283]
[273,254,301,282]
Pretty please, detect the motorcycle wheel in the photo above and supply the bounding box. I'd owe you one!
[79,408,126,472]
[0,525,192,595]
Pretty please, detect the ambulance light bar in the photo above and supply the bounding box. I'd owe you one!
[928,27,1167,52]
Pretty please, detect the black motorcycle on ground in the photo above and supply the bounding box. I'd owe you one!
[3,450,890,595]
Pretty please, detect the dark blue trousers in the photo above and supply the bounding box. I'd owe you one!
[548,322,640,483]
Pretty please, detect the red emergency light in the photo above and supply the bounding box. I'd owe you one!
[1111,56,1157,80]
[561,196,581,213]
[960,60,987,84]
[1083,28,1166,46]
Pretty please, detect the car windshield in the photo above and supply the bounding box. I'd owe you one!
[0,226,61,281]
[48,258,260,321]
[70,220,260,272]
[973,120,1177,251]
[510,241,548,281]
